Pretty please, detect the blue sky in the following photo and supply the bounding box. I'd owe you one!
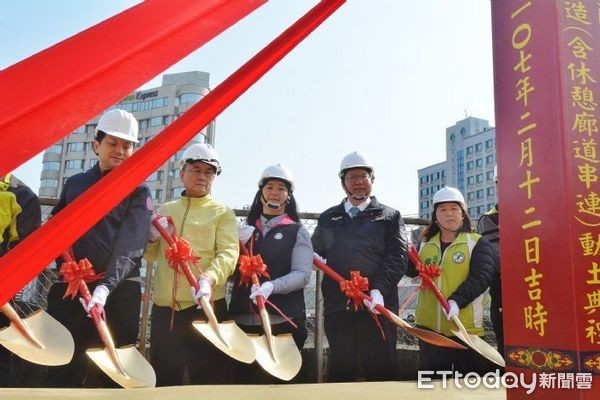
[2,0,495,216]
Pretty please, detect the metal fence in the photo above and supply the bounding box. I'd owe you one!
[11,203,498,381]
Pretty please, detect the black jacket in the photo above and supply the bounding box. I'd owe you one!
[312,197,407,315]
[477,205,501,310]
[52,163,152,291]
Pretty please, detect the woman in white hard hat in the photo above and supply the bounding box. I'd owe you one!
[144,143,238,386]
[229,163,313,383]
[407,186,497,376]
[46,109,152,387]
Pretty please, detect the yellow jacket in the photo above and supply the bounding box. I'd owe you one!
[144,195,239,310]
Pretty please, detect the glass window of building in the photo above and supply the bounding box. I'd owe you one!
[180,93,202,105]
[420,200,429,210]
[67,142,85,152]
[467,176,475,185]
[47,144,63,154]
[65,159,84,170]
[40,179,58,188]
[85,124,96,134]
[475,158,483,168]
[467,161,474,171]
[476,174,484,183]
[171,187,184,199]
[486,155,494,165]
[149,116,164,127]
[467,192,475,201]
[476,189,484,199]
[485,139,494,149]
[487,187,495,197]
[89,158,97,168]
[475,143,483,152]
[486,170,495,182]
[466,146,473,155]
[42,161,61,171]
[150,189,162,200]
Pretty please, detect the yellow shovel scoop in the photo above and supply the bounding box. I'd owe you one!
[152,216,255,364]
[239,241,302,380]
[0,303,74,365]
[60,251,156,388]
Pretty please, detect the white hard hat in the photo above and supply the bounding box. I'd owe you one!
[179,143,222,175]
[96,109,139,143]
[432,186,466,209]
[259,163,294,192]
[338,151,374,178]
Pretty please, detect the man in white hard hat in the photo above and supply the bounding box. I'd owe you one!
[312,151,407,382]
[144,143,239,386]
[46,109,152,387]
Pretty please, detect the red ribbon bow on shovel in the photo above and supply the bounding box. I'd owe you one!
[59,250,103,301]
[339,270,369,311]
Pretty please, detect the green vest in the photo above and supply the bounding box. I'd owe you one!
[415,232,485,337]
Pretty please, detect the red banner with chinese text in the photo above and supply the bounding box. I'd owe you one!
[492,1,600,399]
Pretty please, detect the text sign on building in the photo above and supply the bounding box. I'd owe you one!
[492,1,600,399]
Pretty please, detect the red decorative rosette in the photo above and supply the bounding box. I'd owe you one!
[238,254,270,287]
[164,236,200,274]
[59,258,103,299]
[339,270,369,311]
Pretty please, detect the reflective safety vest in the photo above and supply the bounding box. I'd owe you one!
[0,174,21,249]
[415,232,485,337]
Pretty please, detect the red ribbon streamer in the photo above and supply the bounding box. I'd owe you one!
[59,258,103,300]
[238,254,271,287]
[339,270,369,311]
[0,0,346,307]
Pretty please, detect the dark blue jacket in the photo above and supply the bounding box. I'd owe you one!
[312,197,408,315]
[52,163,152,291]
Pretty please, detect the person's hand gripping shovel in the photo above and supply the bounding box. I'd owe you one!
[238,239,302,381]
[151,215,255,364]
[60,249,156,388]
[312,254,465,350]
[0,299,74,366]
[407,244,505,367]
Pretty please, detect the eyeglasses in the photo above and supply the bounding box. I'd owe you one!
[185,167,215,178]
[344,173,371,182]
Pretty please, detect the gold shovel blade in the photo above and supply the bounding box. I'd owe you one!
[387,312,466,350]
[450,316,505,367]
[0,309,74,366]
[250,333,302,381]
[86,345,156,388]
[192,320,256,364]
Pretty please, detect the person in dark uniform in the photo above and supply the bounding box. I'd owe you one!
[312,151,407,382]
[229,164,312,383]
[0,173,41,387]
[45,109,152,387]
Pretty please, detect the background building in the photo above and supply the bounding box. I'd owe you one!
[39,71,215,206]
[418,116,497,220]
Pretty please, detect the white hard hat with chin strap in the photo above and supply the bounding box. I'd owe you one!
[179,143,222,175]
[95,109,139,143]
[339,151,374,201]
[259,163,294,210]
[432,186,467,233]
